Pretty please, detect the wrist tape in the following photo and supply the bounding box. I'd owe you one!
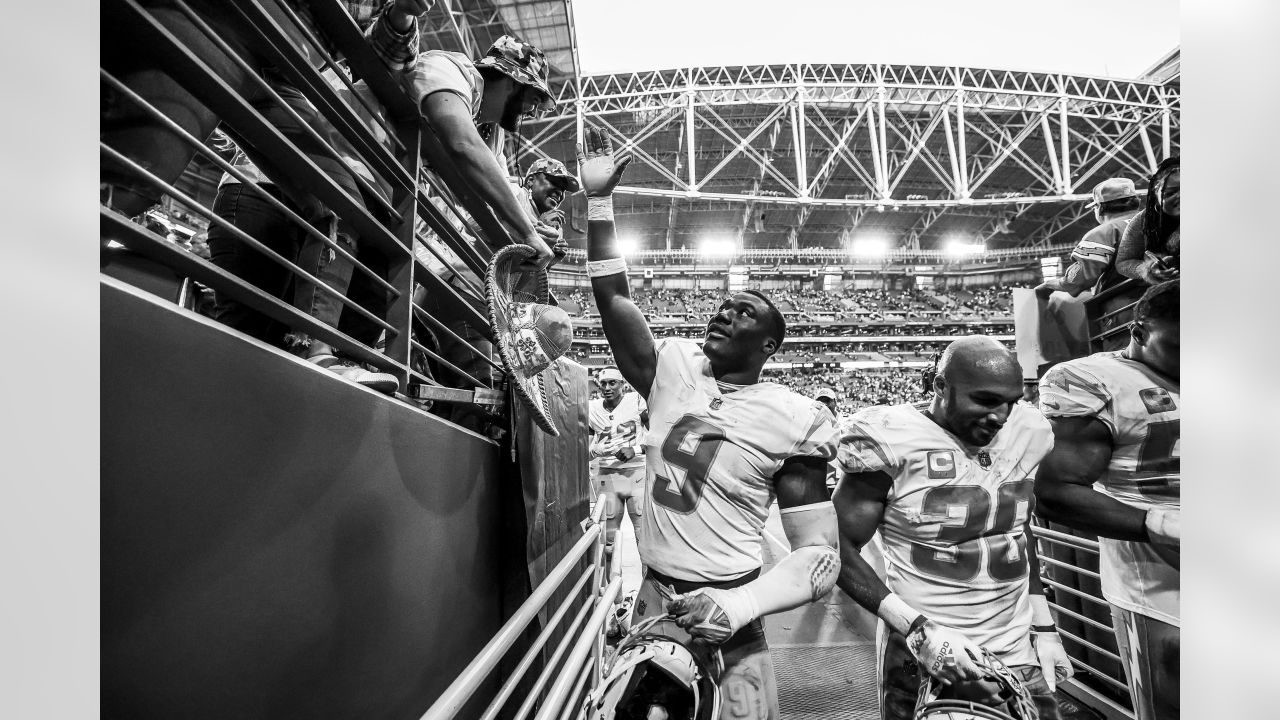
[586,257,627,278]
[879,592,923,636]
[1030,594,1056,631]
[587,195,614,221]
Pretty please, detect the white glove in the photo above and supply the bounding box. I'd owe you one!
[905,619,985,685]
[1031,630,1074,692]
[665,586,754,645]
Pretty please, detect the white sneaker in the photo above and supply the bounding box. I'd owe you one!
[310,355,398,395]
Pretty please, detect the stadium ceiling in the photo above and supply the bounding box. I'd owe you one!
[426,3,1179,253]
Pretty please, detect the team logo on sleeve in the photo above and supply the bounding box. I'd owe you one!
[926,450,956,479]
[1139,387,1177,415]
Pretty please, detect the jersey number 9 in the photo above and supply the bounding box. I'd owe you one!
[651,415,727,514]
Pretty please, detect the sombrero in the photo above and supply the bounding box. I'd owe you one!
[486,244,574,436]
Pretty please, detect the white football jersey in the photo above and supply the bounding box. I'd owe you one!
[590,393,647,471]
[838,402,1054,667]
[640,339,840,581]
[1039,351,1180,626]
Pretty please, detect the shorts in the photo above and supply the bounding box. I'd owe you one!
[595,465,646,519]
[876,624,1061,720]
[632,568,777,720]
[1110,606,1179,720]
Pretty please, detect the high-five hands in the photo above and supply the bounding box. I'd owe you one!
[576,127,633,198]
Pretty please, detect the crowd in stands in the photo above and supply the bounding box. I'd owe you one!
[767,367,927,415]
[555,286,1016,322]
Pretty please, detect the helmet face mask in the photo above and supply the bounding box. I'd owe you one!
[913,650,1039,720]
[585,623,721,720]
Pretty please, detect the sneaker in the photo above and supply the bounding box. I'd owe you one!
[309,355,398,395]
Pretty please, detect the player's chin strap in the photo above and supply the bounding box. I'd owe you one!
[673,501,841,638]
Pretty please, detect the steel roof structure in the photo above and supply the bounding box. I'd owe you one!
[390,3,1178,254]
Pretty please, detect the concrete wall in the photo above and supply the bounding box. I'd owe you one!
[101,279,519,720]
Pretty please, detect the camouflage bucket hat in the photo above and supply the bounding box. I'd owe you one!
[477,35,554,112]
[525,157,580,193]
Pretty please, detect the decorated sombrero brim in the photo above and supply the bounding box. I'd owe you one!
[486,244,573,436]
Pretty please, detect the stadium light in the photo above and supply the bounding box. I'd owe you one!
[616,236,638,256]
[851,234,889,257]
[698,238,737,257]
[945,240,986,255]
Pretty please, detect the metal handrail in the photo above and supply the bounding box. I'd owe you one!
[531,577,624,720]
[1031,525,1101,553]
[101,0,529,409]
[419,516,606,720]
[477,567,596,720]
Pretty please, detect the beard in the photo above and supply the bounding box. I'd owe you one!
[498,87,527,132]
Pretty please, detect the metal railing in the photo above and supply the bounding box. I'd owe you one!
[419,494,620,720]
[101,0,523,414]
[1031,520,1135,719]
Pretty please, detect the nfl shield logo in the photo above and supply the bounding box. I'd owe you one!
[709,398,723,410]
[1139,387,1176,414]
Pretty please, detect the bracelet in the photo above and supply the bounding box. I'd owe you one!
[586,257,627,278]
[587,195,615,221]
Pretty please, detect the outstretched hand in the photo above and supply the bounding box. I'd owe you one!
[576,127,633,197]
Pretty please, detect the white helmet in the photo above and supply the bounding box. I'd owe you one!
[913,648,1040,720]
[582,617,721,720]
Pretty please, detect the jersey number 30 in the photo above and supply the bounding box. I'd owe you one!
[651,415,727,514]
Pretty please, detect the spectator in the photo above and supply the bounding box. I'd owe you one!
[1037,177,1142,298]
[156,1,432,393]
[1116,156,1180,285]
[403,36,557,269]
[405,36,561,427]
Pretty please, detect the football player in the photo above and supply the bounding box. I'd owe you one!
[1035,280,1180,720]
[589,367,648,553]
[578,127,841,720]
[833,336,1072,720]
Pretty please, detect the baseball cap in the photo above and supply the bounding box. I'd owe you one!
[814,387,838,402]
[525,157,581,193]
[1086,177,1138,209]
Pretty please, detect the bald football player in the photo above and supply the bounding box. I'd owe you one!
[833,336,1071,720]
[578,127,841,720]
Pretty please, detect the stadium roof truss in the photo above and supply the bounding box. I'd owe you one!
[515,58,1180,252]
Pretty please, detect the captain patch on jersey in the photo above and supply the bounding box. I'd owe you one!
[837,401,1055,667]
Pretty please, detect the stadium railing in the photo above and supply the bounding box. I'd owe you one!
[1084,278,1147,353]
[101,0,514,414]
[419,494,619,720]
[1032,516,1135,718]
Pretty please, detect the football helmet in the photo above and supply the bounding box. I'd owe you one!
[583,616,721,720]
[914,648,1039,720]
